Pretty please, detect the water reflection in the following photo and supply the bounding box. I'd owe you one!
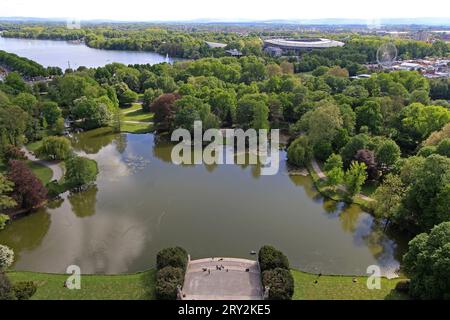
[0,129,406,276]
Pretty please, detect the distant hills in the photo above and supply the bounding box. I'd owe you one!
[0,16,449,27]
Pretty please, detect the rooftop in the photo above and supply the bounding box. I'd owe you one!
[264,38,345,49]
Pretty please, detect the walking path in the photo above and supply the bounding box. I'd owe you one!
[180,257,264,300]
[310,158,374,202]
[21,147,64,181]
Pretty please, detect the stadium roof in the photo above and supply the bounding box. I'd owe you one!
[264,38,345,49]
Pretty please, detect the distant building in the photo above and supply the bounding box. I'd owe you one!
[263,38,345,55]
[205,41,227,49]
[264,46,284,57]
[225,49,243,57]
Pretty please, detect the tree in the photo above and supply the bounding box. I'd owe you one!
[375,138,401,173]
[324,154,344,189]
[287,136,312,168]
[64,156,98,191]
[37,136,72,160]
[0,244,14,271]
[340,134,370,167]
[1,145,26,162]
[398,154,450,233]
[114,82,138,107]
[236,94,269,130]
[355,101,383,134]
[71,96,113,130]
[354,149,378,180]
[41,101,62,127]
[344,161,367,198]
[0,106,28,146]
[399,103,450,142]
[142,88,163,112]
[436,138,450,157]
[372,174,406,226]
[403,222,450,299]
[0,173,16,217]
[150,93,180,132]
[7,160,47,209]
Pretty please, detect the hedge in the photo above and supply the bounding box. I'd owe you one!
[155,266,185,300]
[156,247,188,272]
[258,245,290,272]
[262,268,294,300]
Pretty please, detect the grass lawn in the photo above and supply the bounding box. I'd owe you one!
[26,160,53,185]
[361,181,379,196]
[26,140,43,153]
[120,122,153,134]
[7,270,156,300]
[120,102,143,113]
[292,270,407,300]
[7,269,407,300]
[122,109,154,122]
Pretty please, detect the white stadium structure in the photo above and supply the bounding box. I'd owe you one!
[263,38,345,55]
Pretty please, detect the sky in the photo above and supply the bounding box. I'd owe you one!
[1,0,450,22]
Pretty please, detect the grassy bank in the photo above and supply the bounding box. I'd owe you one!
[291,270,407,300]
[7,269,406,300]
[7,270,156,300]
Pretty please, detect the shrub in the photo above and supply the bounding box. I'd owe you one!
[156,247,188,271]
[155,266,184,300]
[13,281,37,300]
[2,145,26,162]
[258,245,289,272]
[0,273,15,300]
[262,268,294,300]
[0,244,14,271]
[313,141,333,162]
[394,280,410,294]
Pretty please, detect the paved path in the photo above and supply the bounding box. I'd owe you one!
[122,120,154,125]
[181,258,263,300]
[310,158,374,202]
[21,147,64,181]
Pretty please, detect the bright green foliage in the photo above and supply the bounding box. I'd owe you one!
[344,161,368,198]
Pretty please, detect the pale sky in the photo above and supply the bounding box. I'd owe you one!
[1,0,449,22]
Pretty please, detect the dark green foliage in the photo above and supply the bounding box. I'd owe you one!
[262,268,294,300]
[403,222,450,299]
[155,266,184,300]
[13,281,37,300]
[156,247,188,272]
[0,273,15,300]
[258,245,290,272]
[394,280,410,294]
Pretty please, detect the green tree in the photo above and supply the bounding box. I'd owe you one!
[287,136,312,168]
[372,174,406,226]
[355,101,383,134]
[37,136,72,160]
[65,156,98,191]
[403,222,450,299]
[398,154,450,233]
[324,154,344,189]
[41,101,62,127]
[344,161,367,198]
[375,138,401,173]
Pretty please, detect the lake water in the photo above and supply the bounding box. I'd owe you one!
[0,129,406,276]
[0,36,178,69]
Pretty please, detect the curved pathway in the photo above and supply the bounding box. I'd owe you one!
[21,147,64,181]
[310,158,374,202]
